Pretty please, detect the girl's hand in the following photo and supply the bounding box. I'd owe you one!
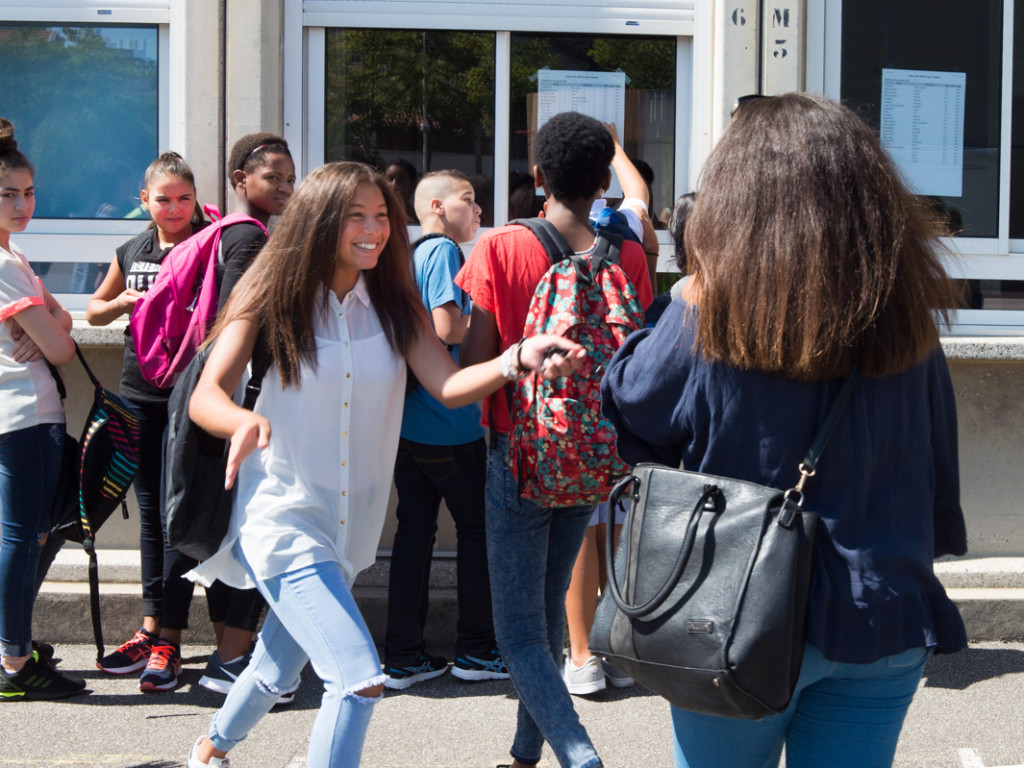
[224,412,271,490]
[9,319,42,363]
[118,288,143,312]
[518,334,586,379]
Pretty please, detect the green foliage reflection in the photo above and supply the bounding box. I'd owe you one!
[0,24,158,219]
[325,29,495,170]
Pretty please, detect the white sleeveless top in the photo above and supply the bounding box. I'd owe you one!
[189,275,406,589]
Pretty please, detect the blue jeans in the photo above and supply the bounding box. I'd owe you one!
[0,423,62,658]
[207,554,384,768]
[386,436,493,662]
[486,435,601,768]
[671,644,931,768]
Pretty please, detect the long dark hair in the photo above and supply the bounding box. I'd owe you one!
[685,92,960,381]
[214,162,421,388]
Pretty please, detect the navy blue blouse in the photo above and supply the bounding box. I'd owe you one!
[601,299,968,664]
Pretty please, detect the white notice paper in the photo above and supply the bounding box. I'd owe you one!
[537,70,627,197]
[880,68,965,197]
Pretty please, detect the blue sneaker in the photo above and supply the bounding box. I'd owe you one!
[451,649,509,682]
[139,639,181,692]
[198,649,296,704]
[382,652,448,690]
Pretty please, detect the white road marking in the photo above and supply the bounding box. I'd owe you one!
[959,748,1024,768]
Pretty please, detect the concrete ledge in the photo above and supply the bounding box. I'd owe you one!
[35,552,1024,648]
[71,317,126,346]
[941,336,1024,360]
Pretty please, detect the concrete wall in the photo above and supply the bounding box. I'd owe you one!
[947,358,1024,555]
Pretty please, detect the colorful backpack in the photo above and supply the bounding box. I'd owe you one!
[129,204,267,388]
[507,218,644,507]
[48,344,141,660]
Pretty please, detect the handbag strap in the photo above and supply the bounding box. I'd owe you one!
[784,362,861,512]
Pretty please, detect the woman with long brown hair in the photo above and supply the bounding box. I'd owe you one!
[184,161,582,768]
[601,92,967,768]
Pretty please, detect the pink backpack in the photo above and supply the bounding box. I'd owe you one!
[129,205,267,388]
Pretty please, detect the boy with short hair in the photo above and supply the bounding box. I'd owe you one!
[457,112,653,768]
[382,170,509,690]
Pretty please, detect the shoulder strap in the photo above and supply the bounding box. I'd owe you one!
[780,363,861,523]
[802,363,861,476]
[46,343,101,400]
[242,330,270,410]
[590,230,624,274]
[411,232,453,250]
[511,218,574,265]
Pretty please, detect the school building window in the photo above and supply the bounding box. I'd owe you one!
[0,13,166,304]
[302,1,694,233]
[508,33,676,226]
[324,29,496,224]
[824,0,1024,326]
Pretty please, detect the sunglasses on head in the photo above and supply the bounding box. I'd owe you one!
[731,93,769,117]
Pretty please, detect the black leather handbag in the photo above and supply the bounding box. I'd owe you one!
[590,368,859,720]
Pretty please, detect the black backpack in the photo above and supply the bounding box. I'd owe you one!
[163,338,268,562]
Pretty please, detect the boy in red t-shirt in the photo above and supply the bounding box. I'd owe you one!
[456,111,652,768]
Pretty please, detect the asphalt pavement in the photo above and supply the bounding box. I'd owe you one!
[0,642,1023,768]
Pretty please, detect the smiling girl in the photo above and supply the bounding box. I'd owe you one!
[184,161,584,768]
[87,151,207,689]
[0,117,85,700]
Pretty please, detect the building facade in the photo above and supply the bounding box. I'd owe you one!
[3,0,1023,557]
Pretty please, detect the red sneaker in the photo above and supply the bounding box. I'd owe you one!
[96,628,157,674]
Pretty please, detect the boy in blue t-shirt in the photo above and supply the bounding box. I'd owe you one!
[382,170,508,690]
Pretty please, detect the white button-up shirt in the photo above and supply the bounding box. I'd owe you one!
[190,275,406,589]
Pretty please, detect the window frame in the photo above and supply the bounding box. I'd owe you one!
[2,3,171,311]
[817,0,1024,333]
[289,0,699,270]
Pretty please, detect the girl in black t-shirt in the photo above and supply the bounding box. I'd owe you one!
[86,152,207,690]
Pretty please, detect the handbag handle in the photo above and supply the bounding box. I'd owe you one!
[604,476,724,618]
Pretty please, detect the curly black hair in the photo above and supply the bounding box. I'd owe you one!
[533,112,613,201]
[227,132,291,185]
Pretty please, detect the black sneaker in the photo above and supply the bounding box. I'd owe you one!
[31,640,58,667]
[0,653,88,701]
[451,649,510,682]
[382,652,448,690]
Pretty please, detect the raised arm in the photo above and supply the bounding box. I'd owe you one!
[606,123,660,282]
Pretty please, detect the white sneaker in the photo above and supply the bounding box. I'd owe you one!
[188,736,230,767]
[601,659,635,688]
[562,655,606,695]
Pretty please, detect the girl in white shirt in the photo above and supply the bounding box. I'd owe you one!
[0,117,84,701]
[186,161,583,768]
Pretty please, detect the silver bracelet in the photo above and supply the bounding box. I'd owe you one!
[500,341,527,380]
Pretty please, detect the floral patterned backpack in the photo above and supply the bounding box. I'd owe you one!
[507,218,644,507]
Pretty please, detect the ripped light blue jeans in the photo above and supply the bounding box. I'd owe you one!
[207,554,385,768]
[486,435,601,768]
